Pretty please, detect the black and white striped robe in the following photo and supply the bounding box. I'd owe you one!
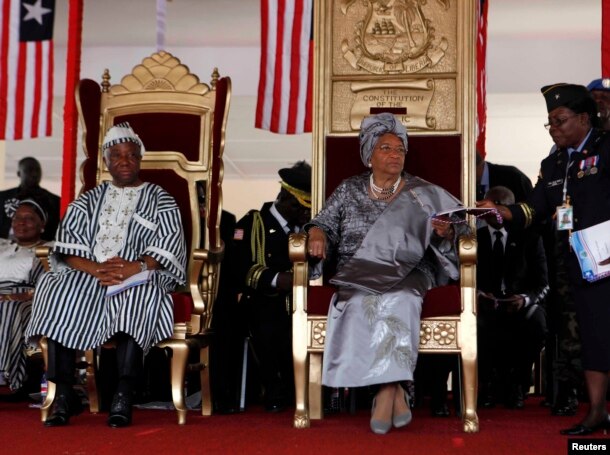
[25,182,186,352]
[0,240,46,390]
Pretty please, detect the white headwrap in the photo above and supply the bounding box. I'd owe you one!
[102,121,146,155]
[359,113,408,167]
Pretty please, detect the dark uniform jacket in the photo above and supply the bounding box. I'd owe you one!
[509,129,610,284]
[235,202,292,307]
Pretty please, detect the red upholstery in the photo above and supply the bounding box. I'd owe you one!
[324,135,461,200]
[116,113,201,162]
[307,284,461,318]
[77,79,102,193]
[172,293,194,323]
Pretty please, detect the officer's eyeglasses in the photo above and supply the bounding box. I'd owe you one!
[544,114,579,130]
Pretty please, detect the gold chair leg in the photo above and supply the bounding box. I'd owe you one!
[200,345,212,416]
[39,337,52,422]
[461,351,479,432]
[308,352,323,420]
[167,341,189,425]
[85,350,100,413]
[41,380,55,422]
[292,317,310,428]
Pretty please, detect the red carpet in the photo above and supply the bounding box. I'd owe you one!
[0,397,606,454]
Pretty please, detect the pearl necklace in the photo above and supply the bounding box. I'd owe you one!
[369,174,401,200]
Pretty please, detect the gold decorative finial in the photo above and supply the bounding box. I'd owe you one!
[101,69,111,93]
[210,67,220,90]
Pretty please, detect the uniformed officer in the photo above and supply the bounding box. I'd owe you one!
[234,161,311,412]
[478,83,610,436]
[587,78,610,131]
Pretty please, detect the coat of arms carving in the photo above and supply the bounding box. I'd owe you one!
[341,0,450,74]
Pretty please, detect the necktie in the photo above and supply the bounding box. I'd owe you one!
[491,231,504,296]
[476,184,486,201]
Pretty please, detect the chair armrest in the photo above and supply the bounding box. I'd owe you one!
[190,245,224,334]
[289,233,308,314]
[457,232,477,314]
[35,246,51,272]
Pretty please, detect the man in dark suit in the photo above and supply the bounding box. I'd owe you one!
[234,161,311,412]
[0,157,60,241]
[477,186,549,409]
[476,151,533,203]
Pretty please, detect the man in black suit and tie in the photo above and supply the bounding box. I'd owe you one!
[477,186,549,409]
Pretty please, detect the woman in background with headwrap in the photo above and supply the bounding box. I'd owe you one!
[0,199,48,399]
[306,113,466,434]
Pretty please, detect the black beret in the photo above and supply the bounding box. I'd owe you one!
[541,83,591,112]
[278,160,311,194]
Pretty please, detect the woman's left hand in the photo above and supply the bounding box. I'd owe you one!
[431,216,454,240]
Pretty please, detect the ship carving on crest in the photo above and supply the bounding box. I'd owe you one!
[340,0,450,75]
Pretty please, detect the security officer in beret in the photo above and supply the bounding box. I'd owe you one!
[478,83,610,436]
[234,161,311,412]
[587,78,610,131]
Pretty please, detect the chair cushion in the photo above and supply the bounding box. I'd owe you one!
[306,283,461,318]
[172,292,194,323]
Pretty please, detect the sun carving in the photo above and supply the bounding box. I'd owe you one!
[110,51,210,96]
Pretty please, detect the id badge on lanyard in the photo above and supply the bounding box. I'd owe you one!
[556,160,574,232]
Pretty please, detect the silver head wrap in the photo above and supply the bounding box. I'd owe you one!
[102,121,146,156]
[359,112,408,167]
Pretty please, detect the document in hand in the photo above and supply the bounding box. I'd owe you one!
[431,206,502,224]
[105,270,152,297]
[569,219,610,282]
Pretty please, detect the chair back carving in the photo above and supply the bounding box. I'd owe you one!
[76,51,231,336]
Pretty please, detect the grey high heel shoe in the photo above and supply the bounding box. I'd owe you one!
[392,390,413,428]
[370,398,392,435]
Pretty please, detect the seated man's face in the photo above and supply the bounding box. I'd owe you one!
[105,142,142,187]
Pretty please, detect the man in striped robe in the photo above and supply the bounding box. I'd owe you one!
[25,123,187,428]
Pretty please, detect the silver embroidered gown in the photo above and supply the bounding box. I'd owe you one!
[309,173,465,387]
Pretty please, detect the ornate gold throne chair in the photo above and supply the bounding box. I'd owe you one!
[40,51,231,425]
[290,1,479,432]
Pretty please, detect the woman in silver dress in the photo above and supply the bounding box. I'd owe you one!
[307,113,465,434]
[0,199,48,398]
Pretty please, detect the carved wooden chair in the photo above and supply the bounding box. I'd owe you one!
[39,51,231,425]
[290,0,478,433]
[290,135,478,432]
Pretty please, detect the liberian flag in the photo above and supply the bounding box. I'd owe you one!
[255,0,313,134]
[0,0,55,140]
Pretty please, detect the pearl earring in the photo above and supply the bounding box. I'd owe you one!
[368,162,372,168]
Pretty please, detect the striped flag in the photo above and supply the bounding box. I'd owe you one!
[255,0,313,134]
[476,0,488,158]
[0,0,55,140]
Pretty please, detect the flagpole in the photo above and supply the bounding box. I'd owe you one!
[60,0,84,216]
[602,0,609,84]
